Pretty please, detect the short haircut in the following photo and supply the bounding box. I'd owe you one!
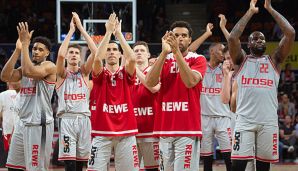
[108,40,122,52]
[169,21,193,37]
[68,44,81,52]
[132,41,150,52]
[208,42,222,52]
[32,36,52,51]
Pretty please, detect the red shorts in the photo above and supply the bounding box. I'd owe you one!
[3,134,12,152]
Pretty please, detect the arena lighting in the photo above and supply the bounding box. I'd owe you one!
[57,0,136,44]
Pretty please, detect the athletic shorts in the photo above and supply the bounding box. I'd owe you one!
[6,120,54,171]
[58,115,91,161]
[87,136,139,171]
[137,141,159,169]
[231,121,279,163]
[159,136,200,171]
[3,134,12,152]
[201,116,232,156]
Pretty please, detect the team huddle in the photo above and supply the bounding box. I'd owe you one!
[0,0,295,171]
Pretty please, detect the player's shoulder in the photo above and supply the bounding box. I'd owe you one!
[185,51,206,60]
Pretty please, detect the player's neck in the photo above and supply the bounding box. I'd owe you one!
[137,62,148,71]
[209,58,220,68]
[67,65,79,73]
[106,64,120,73]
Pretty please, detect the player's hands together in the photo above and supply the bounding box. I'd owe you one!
[69,17,76,33]
[16,39,22,51]
[105,13,117,34]
[222,60,231,76]
[161,31,171,55]
[17,22,33,46]
[249,0,259,14]
[166,31,179,54]
[114,18,122,38]
[72,12,83,31]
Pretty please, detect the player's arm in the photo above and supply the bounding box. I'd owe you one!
[167,32,203,88]
[136,68,160,93]
[72,12,97,76]
[1,39,22,82]
[264,0,295,66]
[228,0,258,65]
[93,13,115,75]
[188,23,213,52]
[56,17,76,78]
[221,61,233,104]
[18,22,56,80]
[114,19,136,76]
[230,81,238,113]
[219,14,230,41]
[146,32,171,87]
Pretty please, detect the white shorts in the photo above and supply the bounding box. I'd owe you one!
[159,136,200,171]
[137,141,159,169]
[231,122,279,163]
[6,121,54,171]
[201,116,232,156]
[58,115,91,161]
[87,136,139,171]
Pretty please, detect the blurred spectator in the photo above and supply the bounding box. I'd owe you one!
[280,115,297,161]
[280,63,296,95]
[278,94,296,122]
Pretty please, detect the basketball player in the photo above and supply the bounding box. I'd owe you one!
[132,41,160,171]
[1,22,56,171]
[200,42,232,171]
[0,82,21,154]
[228,0,295,170]
[55,12,96,171]
[87,13,139,171]
[146,21,207,171]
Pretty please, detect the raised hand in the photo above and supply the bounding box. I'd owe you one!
[249,0,259,14]
[16,39,22,51]
[222,60,231,76]
[105,13,117,34]
[264,0,272,10]
[206,23,214,35]
[72,12,83,30]
[114,18,122,37]
[69,17,76,33]
[161,31,171,54]
[218,14,227,28]
[16,22,33,46]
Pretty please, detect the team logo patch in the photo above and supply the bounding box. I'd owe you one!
[63,135,70,153]
[118,71,123,79]
[233,131,241,151]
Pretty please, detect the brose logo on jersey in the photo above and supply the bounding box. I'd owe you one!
[20,87,36,95]
[241,75,273,87]
[64,93,86,100]
[201,87,221,94]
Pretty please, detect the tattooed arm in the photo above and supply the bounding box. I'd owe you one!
[264,0,295,68]
[228,0,259,66]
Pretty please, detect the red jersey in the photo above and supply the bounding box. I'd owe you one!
[90,66,137,136]
[154,52,207,137]
[131,67,157,138]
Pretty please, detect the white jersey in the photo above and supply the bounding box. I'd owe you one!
[200,64,231,117]
[0,90,18,135]
[235,55,279,125]
[56,70,90,117]
[17,77,55,125]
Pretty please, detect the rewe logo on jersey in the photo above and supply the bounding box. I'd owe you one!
[64,93,86,100]
[134,107,153,116]
[20,87,36,95]
[241,75,273,87]
[32,145,39,166]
